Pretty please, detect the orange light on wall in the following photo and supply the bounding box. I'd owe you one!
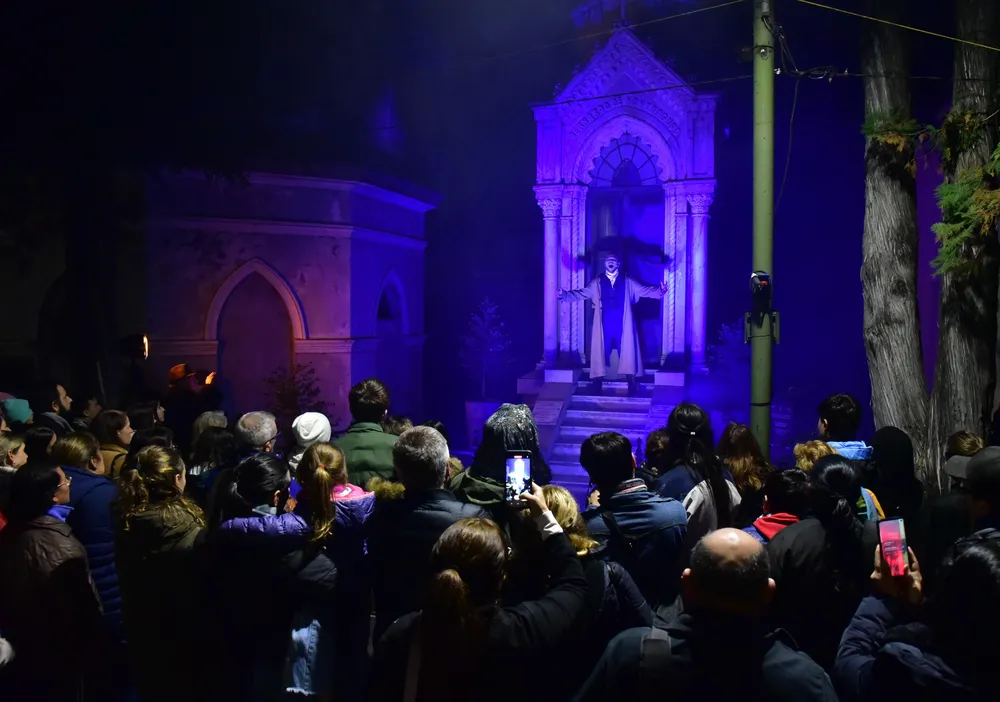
[142,335,149,360]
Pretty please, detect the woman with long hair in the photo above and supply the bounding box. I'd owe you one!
[186,426,238,506]
[654,403,741,544]
[203,452,337,700]
[870,426,923,522]
[717,422,773,526]
[93,409,135,478]
[115,445,204,702]
[506,485,651,699]
[767,454,879,669]
[0,462,105,699]
[50,432,123,646]
[292,442,375,701]
[370,485,587,702]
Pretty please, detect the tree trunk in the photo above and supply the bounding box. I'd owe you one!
[931,0,1000,488]
[861,0,929,474]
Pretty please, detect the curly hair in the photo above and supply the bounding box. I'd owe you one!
[118,445,204,531]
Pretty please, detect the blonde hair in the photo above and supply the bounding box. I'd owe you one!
[297,443,346,542]
[542,484,598,555]
[794,440,838,471]
[118,445,204,531]
[945,430,984,460]
[52,433,102,471]
[0,434,25,466]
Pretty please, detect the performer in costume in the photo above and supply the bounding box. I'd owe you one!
[558,253,666,394]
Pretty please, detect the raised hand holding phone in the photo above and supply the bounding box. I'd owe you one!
[871,544,923,605]
[519,481,549,518]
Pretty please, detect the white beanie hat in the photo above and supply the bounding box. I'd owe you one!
[292,412,332,448]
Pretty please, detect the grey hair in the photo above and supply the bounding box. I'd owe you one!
[235,411,278,450]
[192,410,227,448]
[393,426,450,489]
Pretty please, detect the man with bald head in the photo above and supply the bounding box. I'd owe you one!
[574,529,836,701]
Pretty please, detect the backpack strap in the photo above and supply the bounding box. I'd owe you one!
[639,626,673,702]
[110,452,128,478]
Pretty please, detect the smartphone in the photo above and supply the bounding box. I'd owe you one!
[505,451,532,503]
[878,518,909,577]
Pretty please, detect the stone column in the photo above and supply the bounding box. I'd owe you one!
[687,186,715,372]
[562,185,588,365]
[534,187,562,366]
[662,183,689,361]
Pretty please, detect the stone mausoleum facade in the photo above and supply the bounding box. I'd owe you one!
[145,171,434,428]
[534,28,717,372]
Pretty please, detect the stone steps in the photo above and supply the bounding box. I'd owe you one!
[562,408,649,429]
[568,395,651,413]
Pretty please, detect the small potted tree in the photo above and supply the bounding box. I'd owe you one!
[460,297,511,448]
[264,362,329,451]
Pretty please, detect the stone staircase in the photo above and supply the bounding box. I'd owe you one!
[547,378,655,501]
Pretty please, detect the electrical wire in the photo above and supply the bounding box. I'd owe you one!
[775,77,800,215]
[479,0,747,65]
[794,0,1000,53]
[537,74,752,108]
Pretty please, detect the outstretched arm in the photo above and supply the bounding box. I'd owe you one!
[558,285,595,302]
[631,279,667,300]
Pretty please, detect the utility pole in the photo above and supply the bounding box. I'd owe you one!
[750,0,775,457]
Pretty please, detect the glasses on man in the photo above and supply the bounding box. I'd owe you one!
[58,476,73,488]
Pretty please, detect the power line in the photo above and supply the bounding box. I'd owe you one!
[794,0,1000,53]
[479,0,746,65]
[537,74,752,108]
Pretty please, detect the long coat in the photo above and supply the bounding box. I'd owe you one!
[563,275,664,378]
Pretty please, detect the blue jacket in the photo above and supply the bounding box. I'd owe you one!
[61,465,122,638]
[834,596,977,701]
[583,480,687,607]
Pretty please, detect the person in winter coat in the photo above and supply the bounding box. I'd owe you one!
[288,412,332,472]
[653,403,741,545]
[717,422,773,528]
[869,426,924,523]
[50,433,124,641]
[115,446,205,702]
[334,379,397,489]
[507,485,651,700]
[582,432,688,612]
[292,442,375,701]
[203,452,337,702]
[834,538,1000,700]
[369,486,588,702]
[574,529,837,702]
[0,434,27,517]
[186,426,239,506]
[0,462,107,700]
[742,469,810,544]
[368,426,487,643]
[451,403,552,527]
[92,410,135,479]
[766,455,879,669]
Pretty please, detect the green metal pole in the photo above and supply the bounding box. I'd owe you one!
[751,0,775,458]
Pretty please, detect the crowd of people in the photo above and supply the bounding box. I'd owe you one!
[0,373,997,701]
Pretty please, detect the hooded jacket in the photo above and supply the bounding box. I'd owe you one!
[116,506,205,701]
[334,422,397,489]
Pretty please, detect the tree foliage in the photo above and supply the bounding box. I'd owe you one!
[460,297,512,400]
[932,143,1000,275]
[265,363,329,442]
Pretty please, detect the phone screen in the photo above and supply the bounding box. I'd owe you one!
[505,453,532,502]
[878,518,908,577]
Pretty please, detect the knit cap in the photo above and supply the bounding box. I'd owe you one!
[292,412,332,448]
[2,398,33,424]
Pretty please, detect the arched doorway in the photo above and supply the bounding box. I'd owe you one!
[217,273,293,416]
[586,132,666,366]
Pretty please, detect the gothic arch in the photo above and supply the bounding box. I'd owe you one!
[373,268,409,336]
[204,258,307,340]
[570,110,679,184]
